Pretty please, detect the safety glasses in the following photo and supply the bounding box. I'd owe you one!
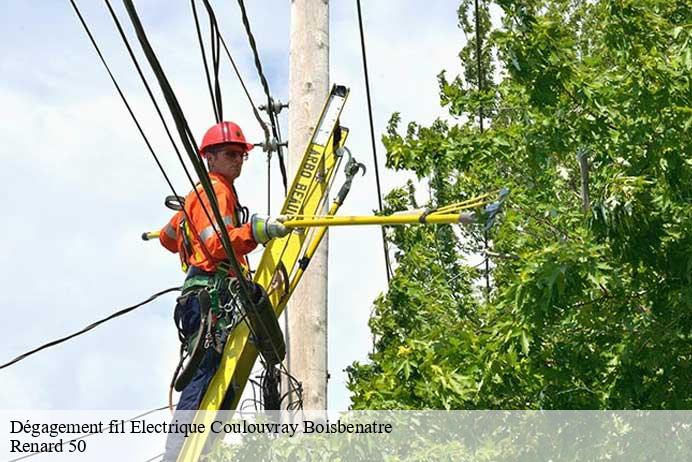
[207,146,248,161]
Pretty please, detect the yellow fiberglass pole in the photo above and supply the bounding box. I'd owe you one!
[281,211,475,228]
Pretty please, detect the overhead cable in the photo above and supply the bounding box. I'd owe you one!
[194,0,275,212]
[79,0,217,262]
[194,0,275,214]
[196,0,272,144]
[121,0,293,383]
[0,287,180,371]
[121,0,248,292]
[356,0,393,283]
[235,0,288,192]
[191,0,223,122]
[76,0,297,410]
[218,33,271,142]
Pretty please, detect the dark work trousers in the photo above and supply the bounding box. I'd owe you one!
[163,292,222,461]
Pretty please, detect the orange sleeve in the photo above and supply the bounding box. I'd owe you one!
[202,183,258,262]
[159,211,181,254]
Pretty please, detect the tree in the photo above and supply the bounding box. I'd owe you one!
[348,0,692,409]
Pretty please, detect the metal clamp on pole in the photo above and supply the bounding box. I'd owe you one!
[259,98,288,115]
[255,137,288,153]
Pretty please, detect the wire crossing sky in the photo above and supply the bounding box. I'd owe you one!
[0,0,468,411]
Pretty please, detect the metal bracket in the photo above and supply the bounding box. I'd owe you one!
[259,98,288,115]
[254,137,288,153]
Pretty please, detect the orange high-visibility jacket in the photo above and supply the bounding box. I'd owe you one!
[159,172,257,273]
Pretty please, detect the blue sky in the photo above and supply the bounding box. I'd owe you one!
[0,1,467,411]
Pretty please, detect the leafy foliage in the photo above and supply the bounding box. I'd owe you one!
[348,0,692,409]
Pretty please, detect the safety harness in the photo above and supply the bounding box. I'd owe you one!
[165,190,249,404]
[166,191,285,409]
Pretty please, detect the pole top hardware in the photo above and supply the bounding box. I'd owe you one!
[259,98,288,115]
[254,137,288,153]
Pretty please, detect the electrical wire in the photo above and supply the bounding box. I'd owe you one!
[235,0,288,192]
[142,453,165,462]
[0,287,179,370]
[121,0,294,387]
[192,0,275,157]
[121,0,247,290]
[72,0,299,413]
[191,0,222,122]
[217,33,270,141]
[194,0,276,212]
[356,0,393,283]
[99,0,216,263]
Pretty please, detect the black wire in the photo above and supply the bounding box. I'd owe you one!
[210,5,277,211]
[122,0,291,375]
[69,0,292,419]
[217,33,271,144]
[245,364,303,411]
[191,0,221,122]
[235,0,287,192]
[102,0,249,283]
[100,0,216,261]
[199,0,224,122]
[121,0,246,290]
[0,287,180,371]
[356,0,393,283]
[76,0,294,411]
[234,0,272,117]
[71,0,189,227]
[141,453,165,462]
[194,0,273,148]
[64,3,295,429]
[207,1,223,122]
[121,0,266,345]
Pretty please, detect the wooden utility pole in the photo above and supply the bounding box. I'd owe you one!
[286,0,329,410]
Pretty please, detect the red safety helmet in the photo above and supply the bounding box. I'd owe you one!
[199,121,254,156]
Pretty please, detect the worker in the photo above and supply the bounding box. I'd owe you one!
[159,121,288,460]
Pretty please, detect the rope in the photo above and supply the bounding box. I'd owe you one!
[0,287,180,371]
[356,0,393,283]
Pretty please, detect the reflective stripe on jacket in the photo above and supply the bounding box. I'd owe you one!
[158,172,258,273]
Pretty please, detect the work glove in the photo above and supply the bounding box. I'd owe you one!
[251,214,290,244]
